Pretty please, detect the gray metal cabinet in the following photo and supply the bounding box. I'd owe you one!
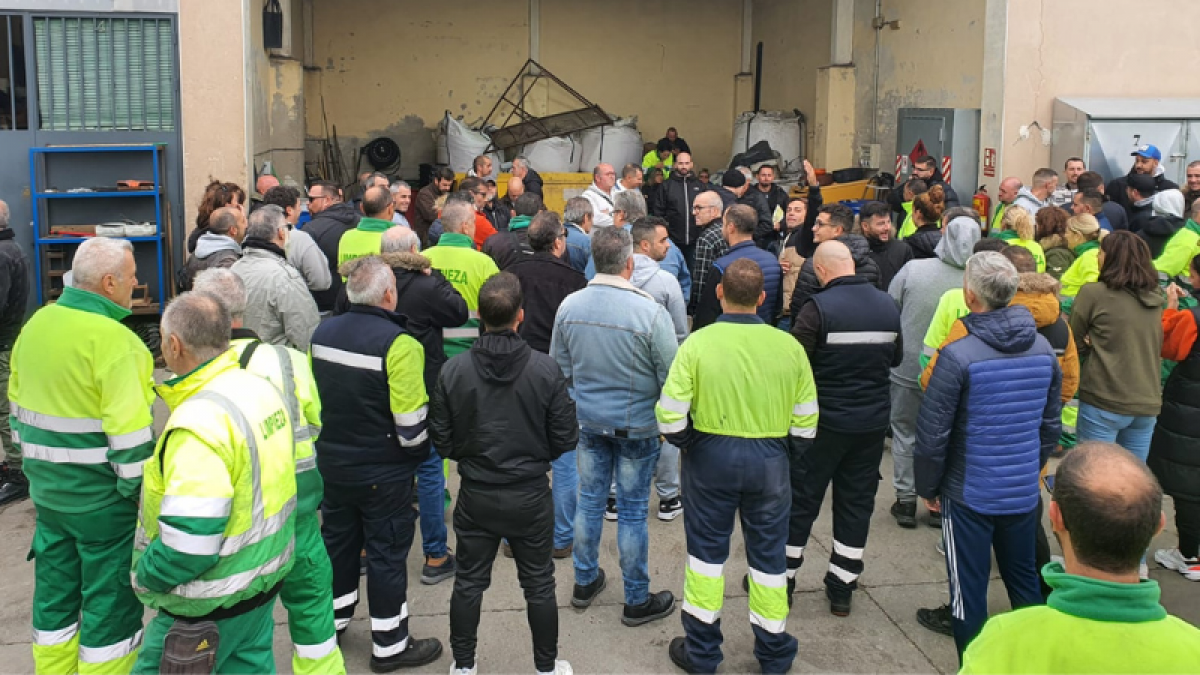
[1052,98,1200,185]
[895,108,980,202]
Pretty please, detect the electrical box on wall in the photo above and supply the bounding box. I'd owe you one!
[895,108,981,200]
[859,144,881,169]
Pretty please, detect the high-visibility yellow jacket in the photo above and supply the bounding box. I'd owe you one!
[337,217,393,269]
[423,232,500,357]
[9,286,156,512]
[1059,242,1101,316]
[133,349,297,617]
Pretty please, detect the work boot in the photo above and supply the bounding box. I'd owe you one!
[552,542,573,560]
[826,586,852,617]
[668,637,697,673]
[927,509,943,529]
[571,568,606,608]
[890,499,917,528]
[0,468,29,507]
[622,590,676,627]
[420,553,456,585]
[916,604,953,636]
[369,637,443,672]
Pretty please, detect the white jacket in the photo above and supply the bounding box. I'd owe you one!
[582,183,617,229]
[286,228,331,291]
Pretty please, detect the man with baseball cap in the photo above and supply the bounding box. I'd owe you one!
[1106,144,1180,219]
[1126,172,1160,234]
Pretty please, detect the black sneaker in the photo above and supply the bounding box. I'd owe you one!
[668,636,696,673]
[916,604,954,636]
[927,509,943,529]
[890,500,917,529]
[622,590,676,627]
[604,497,618,522]
[572,568,606,608]
[0,468,29,507]
[369,637,443,672]
[657,497,683,521]
[420,553,456,585]
[826,586,852,617]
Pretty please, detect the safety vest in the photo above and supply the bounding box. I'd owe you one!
[232,335,323,518]
[898,202,917,239]
[133,350,298,618]
[337,217,393,268]
[990,203,1008,236]
[1059,243,1101,315]
[423,232,500,357]
[9,286,155,513]
[1153,221,1200,282]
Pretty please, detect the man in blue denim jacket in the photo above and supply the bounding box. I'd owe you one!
[551,226,679,628]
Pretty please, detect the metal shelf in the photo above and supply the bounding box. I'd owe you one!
[35,191,158,199]
[37,235,162,244]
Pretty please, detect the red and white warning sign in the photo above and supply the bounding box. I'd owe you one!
[941,156,952,184]
[909,139,928,164]
[982,148,997,178]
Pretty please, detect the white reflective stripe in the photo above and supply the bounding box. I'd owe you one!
[32,622,79,646]
[792,401,818,417]
[747,568,786,589]
[23,443,109,464]
[370,604,408,632]
[657,395,691,415]
[108,427,153,451]
[294,636,339,660]
[294,426,312,443]
[828,563,857,584]
[468,310,480,319]
[159,522,223,556]
[687,555,723,578]
[921,345,938,358]
[308,424,322,438]
[334,618,352,631]
[333,590,359,610]
[681,602,720,624]
[398,429,428,448]
[749,611,787,633]
[393,405,428,427]
[296,456,317,473]
[785,545,805,559]
[826,331,897,345]
[833,540,864,560]
[372,637,409,658]
[785,568,798,579]
[79,630,143,663]
[444,327,480,339]
[1065,400,1079,409]
[161,496,233,519]
[1062,425,1077,434]
[659,419,687,434]
[789,426,816,439]
[219,499,297,556]
[311,345,383,371]
[13,404,103,433]
[173,540,294,599]
[111,460,145,479]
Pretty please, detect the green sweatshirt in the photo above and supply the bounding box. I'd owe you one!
[1068,281,1164,417]
[961,563,1200,674]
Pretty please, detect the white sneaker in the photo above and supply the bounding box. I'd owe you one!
[1139,562,1150,580]
[1155,548,1200,581]
[538,660,573,675]
[451,661,478,675]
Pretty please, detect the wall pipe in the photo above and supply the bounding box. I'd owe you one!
[753,42,763,112]
[872,0,882,144]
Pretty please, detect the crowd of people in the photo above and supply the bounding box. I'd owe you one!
[1,132,1199,675]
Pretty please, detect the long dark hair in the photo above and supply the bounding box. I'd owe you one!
[1098,230,1158,294]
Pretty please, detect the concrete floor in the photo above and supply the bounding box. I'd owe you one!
[1,446,1196,674]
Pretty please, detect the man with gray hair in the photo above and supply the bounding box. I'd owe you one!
[562,196,594,273]
[551,226,679,627]
[0,198,29,506]
[11,236,154,673]
[916,250,1063,656]
[511,155,543,198]
[424,200,500,359]
[232,205,320,351]
[391,180,413,228]
[310,256,445,669]
[616,164,644,193]
[590,189,692,300]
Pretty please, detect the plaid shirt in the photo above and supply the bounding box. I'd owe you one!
[689,222,730,313]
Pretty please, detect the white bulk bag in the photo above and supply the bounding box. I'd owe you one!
[521,135,581,174]
[579,117,644,173]
[731,111,803,174]
[438,113,500,179]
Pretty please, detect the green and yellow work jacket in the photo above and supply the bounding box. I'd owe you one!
[423,232,500,357]
[337,217,394,268]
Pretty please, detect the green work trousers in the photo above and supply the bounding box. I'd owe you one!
[133,601,276,675]
[29,499,144,675]
[281,516,345,674]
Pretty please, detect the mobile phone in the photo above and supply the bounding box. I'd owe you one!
[1043,475,1055,494]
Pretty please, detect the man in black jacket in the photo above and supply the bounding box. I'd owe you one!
[860,200,913,291]
[508,212,587,353]
[788,204,882,319]
[1105,144,1180,219]
[0,199,29,506]
[430,272,578,675]
[512,156,544,199]
[789,240,903,617]
[753,165,791,220]
[483,193,541,270]
[304,180,361,313]
[889,155,960,214]
[650,152,703,270]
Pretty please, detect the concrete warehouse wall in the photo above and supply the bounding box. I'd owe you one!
[751,0,832,154]
[248,0,307,186]
[998,0,1200,183]
[851,0,986,167]
[304,0,747,180]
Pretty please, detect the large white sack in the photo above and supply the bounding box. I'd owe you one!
[731,111,803,174]
[579,117,644,173]
[438,113,500,179]
[521,135,581,173]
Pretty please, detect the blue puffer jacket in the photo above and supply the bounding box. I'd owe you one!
[915,304,1062,515]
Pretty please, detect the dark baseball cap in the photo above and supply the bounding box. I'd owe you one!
[722,170,746,188]
[1127,172,1158,195]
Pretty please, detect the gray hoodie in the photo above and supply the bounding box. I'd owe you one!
[888,216,981,386]
[194,232,241,259]
[1010,186,1047,216]
[630,253,688,343]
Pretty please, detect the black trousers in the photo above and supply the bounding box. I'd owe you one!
[1177,497,1200,558]
[322,478,417,659]
[450,480,557,673]
[1035,494,1052,600]
[787,427,886,591]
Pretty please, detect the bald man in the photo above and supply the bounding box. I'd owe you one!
[961,442,1200,673]
[991,177,1022,235]
[582,163,618,229]
[787,240,903,616]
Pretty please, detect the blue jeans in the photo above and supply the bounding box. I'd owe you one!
[552,451,578,550]
[1077,402,1156,461]
[573,431,660,605]
[417,446,448,558]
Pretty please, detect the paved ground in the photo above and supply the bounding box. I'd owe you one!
[0,404,1196,673]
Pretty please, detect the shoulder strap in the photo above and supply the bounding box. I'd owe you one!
[238,340,262,370]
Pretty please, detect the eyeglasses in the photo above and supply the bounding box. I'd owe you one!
[692,204,714,212]
[307,193,328,201]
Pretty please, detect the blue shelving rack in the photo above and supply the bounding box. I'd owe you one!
[30,144,167,314]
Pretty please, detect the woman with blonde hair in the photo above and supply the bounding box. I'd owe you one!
[1059,214,1106,314]
[996,206,1047,272]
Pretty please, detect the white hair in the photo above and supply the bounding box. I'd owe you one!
[381,226,420,254]
[246,205,287,240]
[72,237,133,290]
[345,256,395,306]
[965,251,1020,310]
[512,156,531,171]
[162,292,231,363]
[390,180,411,195]
[613,190,647,221]
[192,268,247,321]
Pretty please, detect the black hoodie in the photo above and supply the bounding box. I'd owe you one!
[430,330,578,487]
[1139,215,1186,259]
[303,202,362,311]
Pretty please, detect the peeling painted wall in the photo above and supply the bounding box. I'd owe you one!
[247,0,306,185]
[852,0,986,165]
[751,0,831,141]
